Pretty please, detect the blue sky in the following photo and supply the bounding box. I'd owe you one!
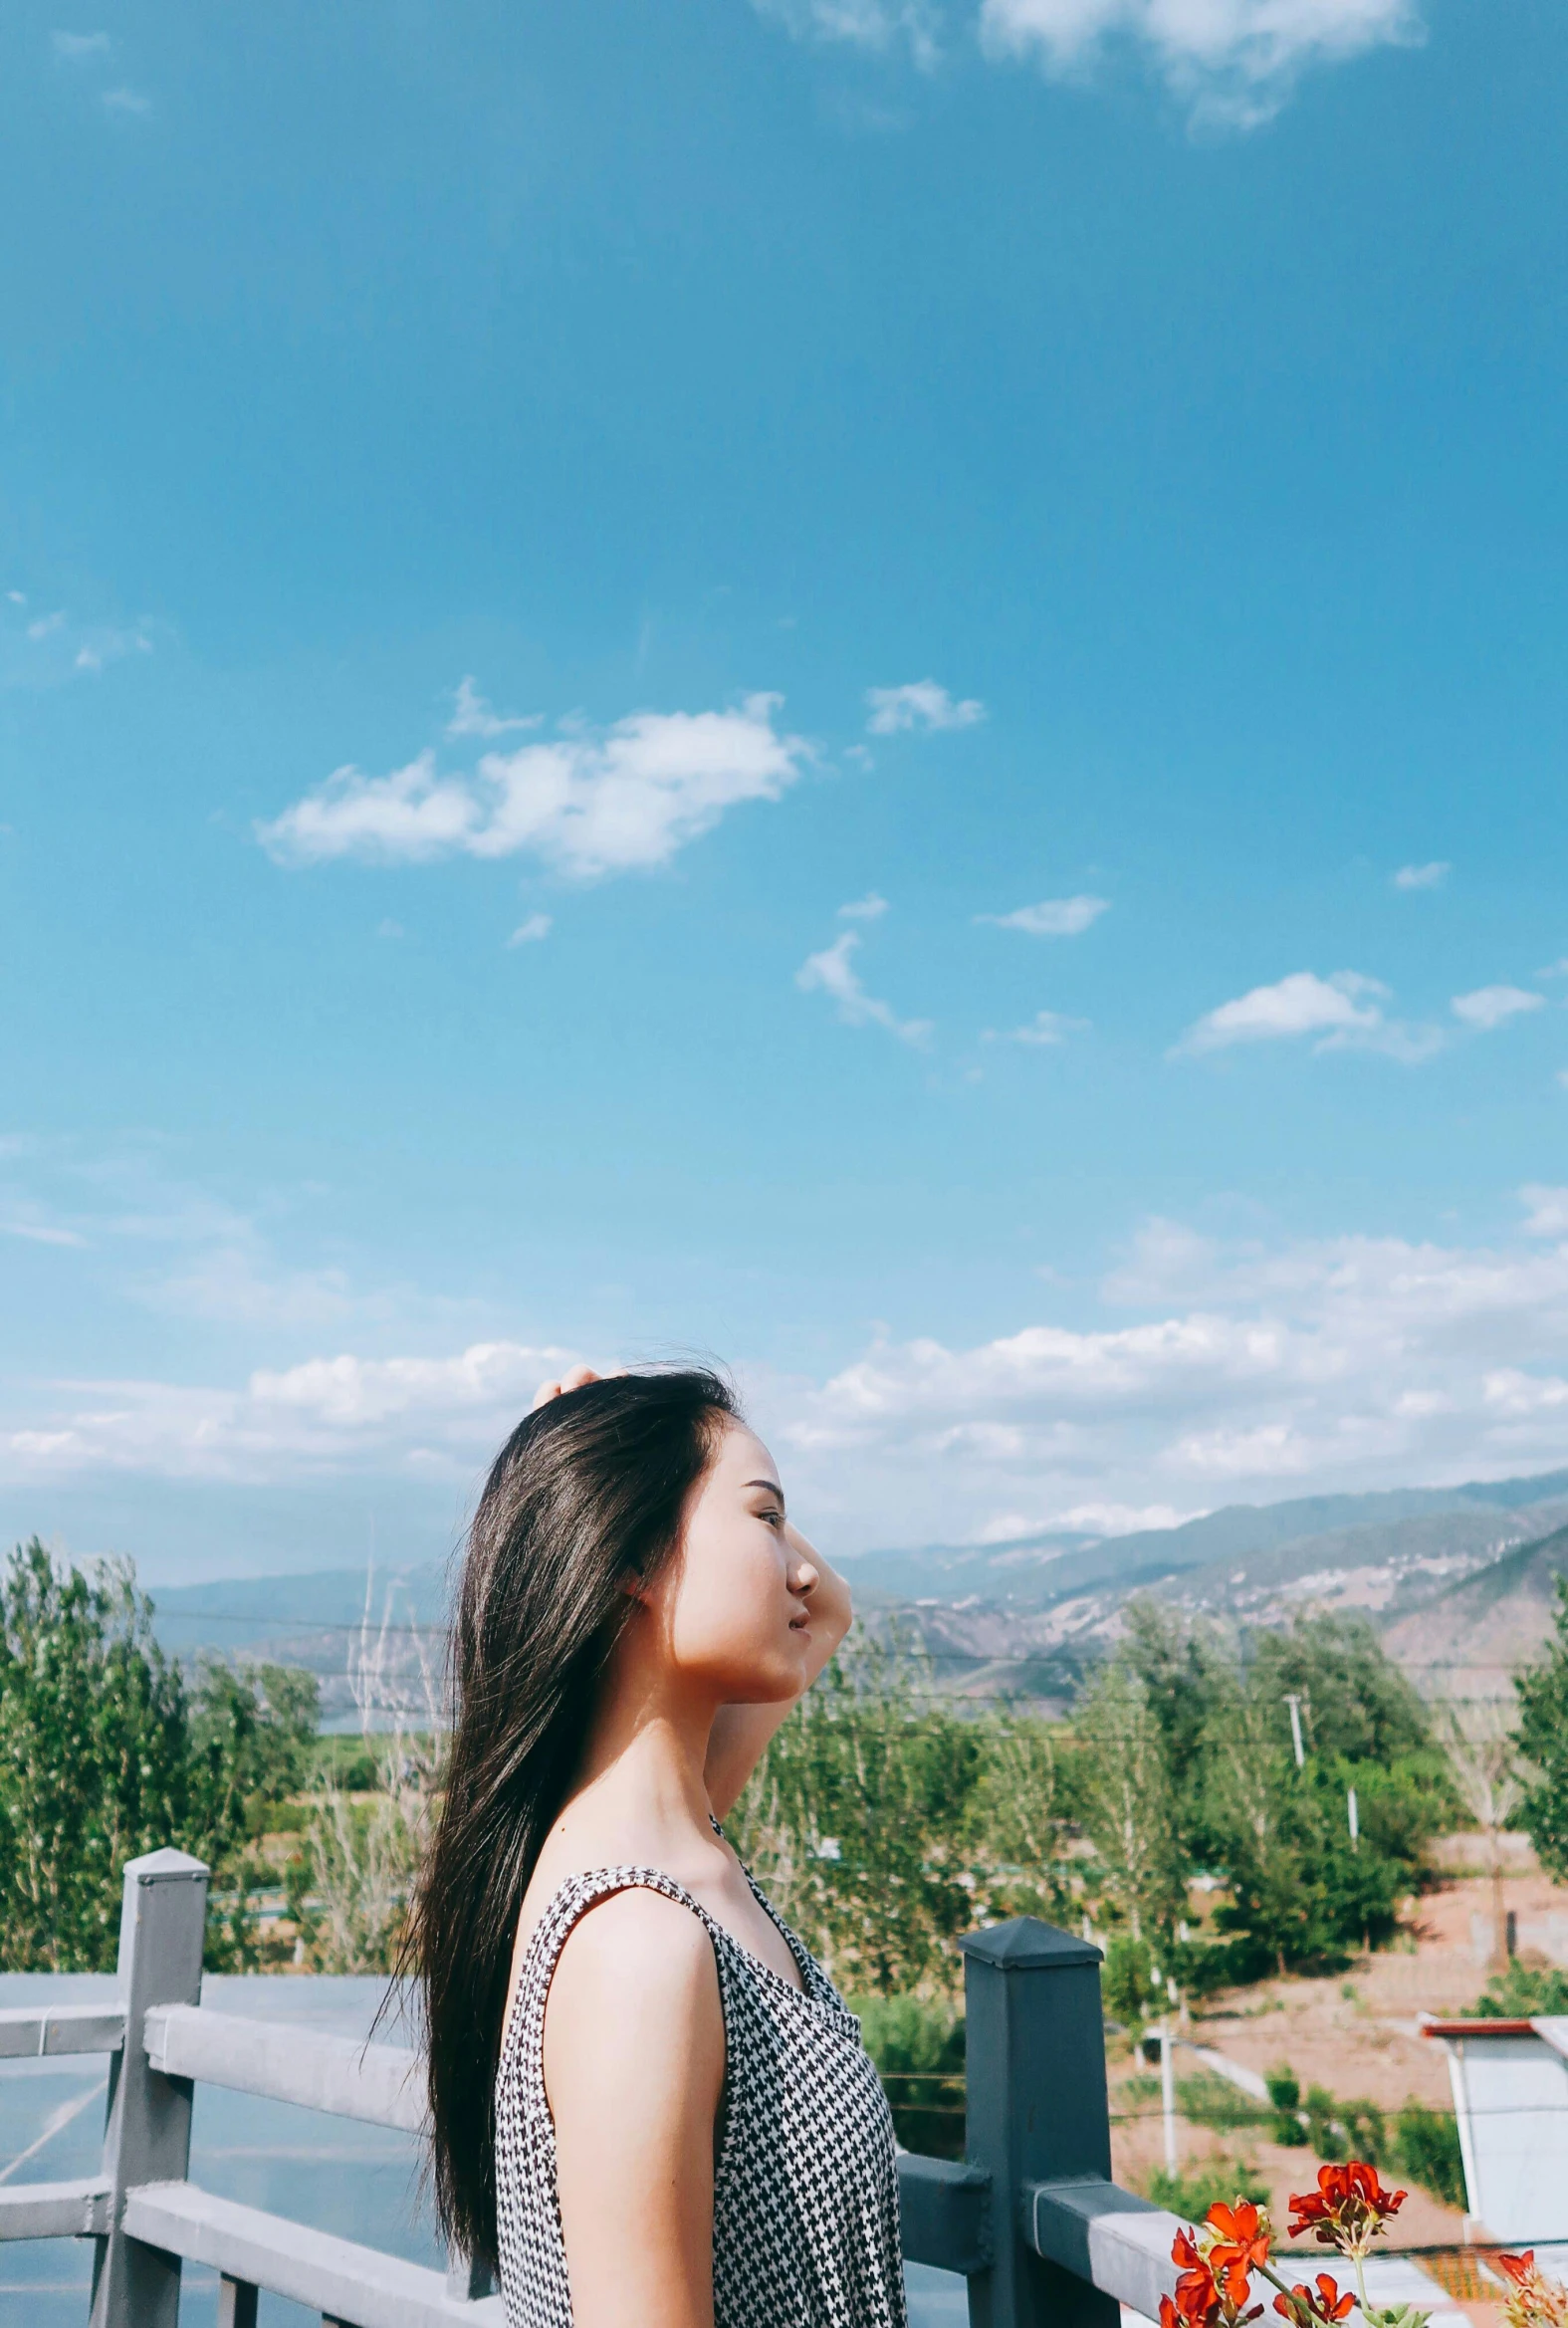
[4,0,1568,1582]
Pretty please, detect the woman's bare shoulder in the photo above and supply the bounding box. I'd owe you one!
[549,1883,719,2013]
[544,1887,725,2124]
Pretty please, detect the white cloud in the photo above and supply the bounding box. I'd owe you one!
[978,0,1421,127]
[506,913,553,947]
[978,895,1108,937]
[52,30,112,59]
[258,693,809,881]
[761,1192,1568,1544]
[1521,1186,1568,1240]
[752,0,941,68]
[838,892,889,921]
[1452,985,1545,1033]
[102,87,150,114]
[0,1340,576,1487]
[12,1186,1568,1551]
[376,919,404,940]
[447,676,541,740]
[986,1009,1087,1046]
[1178,969,1383,1052]
[865,679,985,735]
[1394,860,1450,891]
[1176,968,1440,1061]
[795,931,932,1046]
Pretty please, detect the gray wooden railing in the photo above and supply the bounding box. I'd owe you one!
[0,1847,1193,2328]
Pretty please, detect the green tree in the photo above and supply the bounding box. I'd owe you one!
[1118,1599,1225,1868]
[1247,1614,1432,1764]
[731,1634,991,1993]
[1068,1661,1185,1942]
[0,1540,318,1971]
[0,1541,192,1969]
[1516,1575,1568,1882]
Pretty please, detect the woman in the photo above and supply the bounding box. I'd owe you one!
[412,1363,906,2328]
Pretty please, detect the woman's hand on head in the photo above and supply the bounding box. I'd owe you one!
[531,1363,611,1410]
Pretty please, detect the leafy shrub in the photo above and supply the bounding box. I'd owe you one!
[1142,2159,1268,2216]
[1472,1960,1568,2017]
[851,1993,966,2160]
[1103,1933,1165,2033]
[1121,2071,1267,2134]
[1391,2103,1465,2209]
[1264,2064,1307,2146]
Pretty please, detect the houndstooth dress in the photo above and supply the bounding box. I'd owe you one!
[493,1850,907,2328]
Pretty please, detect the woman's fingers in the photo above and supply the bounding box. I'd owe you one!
[531,1363,604,1411]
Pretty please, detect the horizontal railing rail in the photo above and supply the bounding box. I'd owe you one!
[0,1846,1195,2328]
[143,2001,426,2133]
[0,2001,126,2058]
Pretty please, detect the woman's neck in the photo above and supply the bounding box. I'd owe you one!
[562,1655,720,1842]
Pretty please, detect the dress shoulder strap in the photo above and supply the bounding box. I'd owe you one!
[502,1866,732,2110]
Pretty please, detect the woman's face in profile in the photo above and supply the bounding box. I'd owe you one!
[643,1421,821,1706]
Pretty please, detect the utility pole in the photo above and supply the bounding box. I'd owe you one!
[1284,1694,1305,1768]
[1347,1785,1359,1852]
[1160,2020,1178,2177]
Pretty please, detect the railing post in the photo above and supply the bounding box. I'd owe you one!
[90,1846,209,2328]
[446,2246,496,2300]
[960,1918,1119,2328]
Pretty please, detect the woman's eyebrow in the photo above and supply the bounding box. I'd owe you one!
[745,1477,786,1508]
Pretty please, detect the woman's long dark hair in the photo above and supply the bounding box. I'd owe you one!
[411,1366,740,2270]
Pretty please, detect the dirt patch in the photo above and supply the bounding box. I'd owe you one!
[1106,1842,1568,2251]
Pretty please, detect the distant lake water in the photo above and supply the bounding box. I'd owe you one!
[0,1975,967,2327]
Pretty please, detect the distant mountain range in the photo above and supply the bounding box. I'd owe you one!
[146,1463,1568,1718]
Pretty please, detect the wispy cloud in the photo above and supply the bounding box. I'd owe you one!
[506,913,553,947]
[1393,859,1450,891]
[447,676,541,740]
[258,692,810,881]
[838,892,889,921]
[1176,969,1440,1060]
[3,1219,88,1249]
[978,895,1107,937]
[865,679,985,735]
[101,86,150,114]
[2,598,157,689]
[985,1009,1088,1046]
[1452,984,1545,1032]
[796,931,932,1045]
[752,0,941,69]
[977,0,1423,129]
[51,30,112,59]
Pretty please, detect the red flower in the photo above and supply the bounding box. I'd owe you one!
[1172,2228,1224,2327]
[1287,2162,1407,2257]
[1206,2202,1273,2306]
[1497,2258,1537,2290]
[1273,2275,1356,2325]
